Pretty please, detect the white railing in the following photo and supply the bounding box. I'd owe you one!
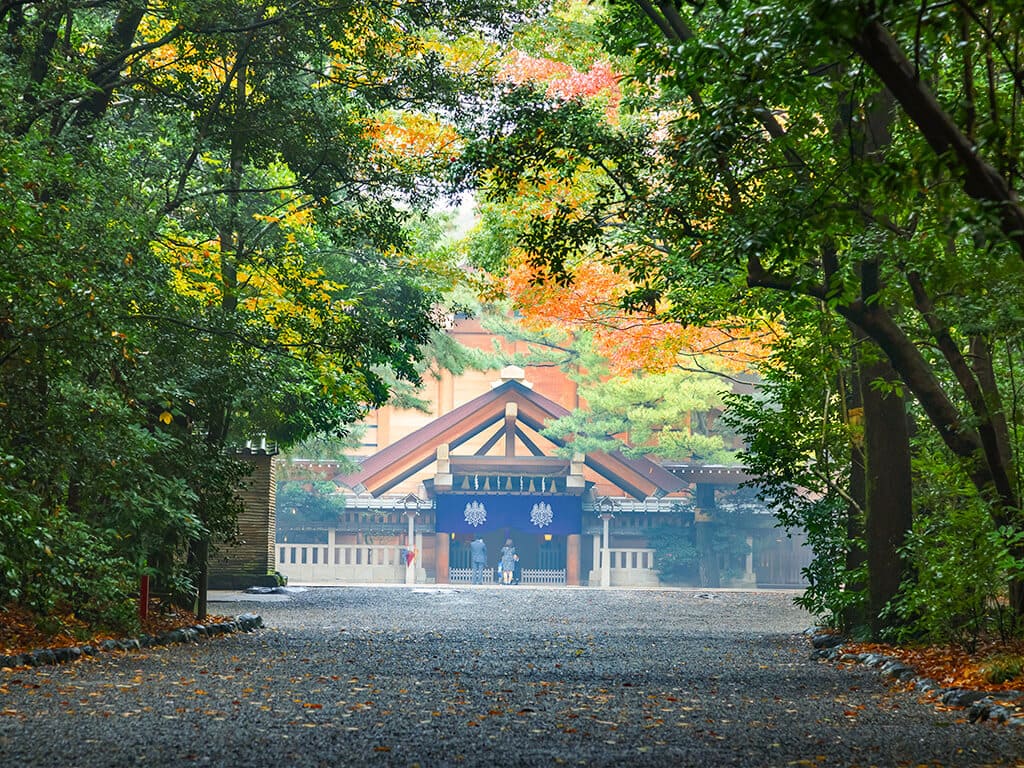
[449,567,499,584]
[277,543,412,583]
[592,547,659,586]
[521,568,566,585]
[449,567,566,585]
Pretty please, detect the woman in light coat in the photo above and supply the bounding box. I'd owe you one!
[499,538,516,585]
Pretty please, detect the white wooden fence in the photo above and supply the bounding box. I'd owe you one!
[591,547,659,586]
[276,543,417,583]
[448,567,567,585]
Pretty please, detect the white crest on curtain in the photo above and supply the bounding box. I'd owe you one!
[464,500,487,527]
[530,501,553,528]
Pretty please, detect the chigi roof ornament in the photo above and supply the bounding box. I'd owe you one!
[491,364,533,389]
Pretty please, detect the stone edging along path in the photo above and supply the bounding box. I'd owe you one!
[0,613,263,670]
[808,629,1024,729]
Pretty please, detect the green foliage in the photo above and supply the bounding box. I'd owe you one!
[722,308,867,626]
[0,0,536,628]
[885,452,1024,649]
[646,518,752,585]
[462,0,1024,630]
[646,525,699,584]
[549,365,734,462]
[484,329,739,462]
[708,518,754,581]
[790,498,866,628]
[0,476,138,633]
[276,481,346,531]
[980,654,1024,685]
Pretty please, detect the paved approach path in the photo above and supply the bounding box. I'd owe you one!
[2,587,1023,767]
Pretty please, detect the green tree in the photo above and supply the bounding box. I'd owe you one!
[276,480,346,533]
[540,338,737,463]
[0,0,535,626]
[461,0,1024,633]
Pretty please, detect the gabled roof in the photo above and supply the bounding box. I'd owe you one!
[339,379,686,500]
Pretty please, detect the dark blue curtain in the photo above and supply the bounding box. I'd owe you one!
[435,494,582,535]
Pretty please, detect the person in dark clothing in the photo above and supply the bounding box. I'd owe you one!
[469,535,487,585]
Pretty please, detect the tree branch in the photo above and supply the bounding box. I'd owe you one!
[850,18,1024,260]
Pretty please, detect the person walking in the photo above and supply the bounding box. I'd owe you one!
[470,535,488,585]
[499,538,516,585]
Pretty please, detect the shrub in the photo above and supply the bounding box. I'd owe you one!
[646,525,699,584]
[789,496,866,629]
[886,495,1024,650]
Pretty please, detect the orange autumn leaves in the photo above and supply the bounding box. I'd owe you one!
[505,258,772,375]
[483,35,773,374]
[500,51,621,114]
[841,640,1024,695]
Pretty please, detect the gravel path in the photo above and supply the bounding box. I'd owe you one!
[2,586,1023,767]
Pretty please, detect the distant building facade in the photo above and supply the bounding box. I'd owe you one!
[275,319,812,588]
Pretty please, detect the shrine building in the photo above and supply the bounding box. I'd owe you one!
[274,319,812,588]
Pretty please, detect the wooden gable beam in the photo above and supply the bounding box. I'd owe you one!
[474,423,506,456]
[513,425,545,457]
[340,380,686,500]
[339,396,513,495]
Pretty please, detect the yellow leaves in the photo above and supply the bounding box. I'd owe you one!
[422,36,501,76]
[253,206,312,229]
[364,112,461,162]
[158,411,174,425]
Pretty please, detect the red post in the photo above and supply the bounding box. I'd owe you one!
[435,532,450,584]
[139,575,150,621]
[566,534,581,586]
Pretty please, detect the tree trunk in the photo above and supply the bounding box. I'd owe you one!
[186,538,210,621]
[72,5,146,128]
[840,302,1017,510]
[856,331,913,634]
[694,484,720,588]
[196,538,209,621]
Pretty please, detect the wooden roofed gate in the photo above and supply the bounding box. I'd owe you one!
[276,367,811,588]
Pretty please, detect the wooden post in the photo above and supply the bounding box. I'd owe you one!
[566,534,581,586]
[600,513,613,587]
[435,532,450,584]
[139,575,149,621]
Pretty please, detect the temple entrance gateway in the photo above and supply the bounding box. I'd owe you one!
[436,492,579,584]
[448,532,569,584]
